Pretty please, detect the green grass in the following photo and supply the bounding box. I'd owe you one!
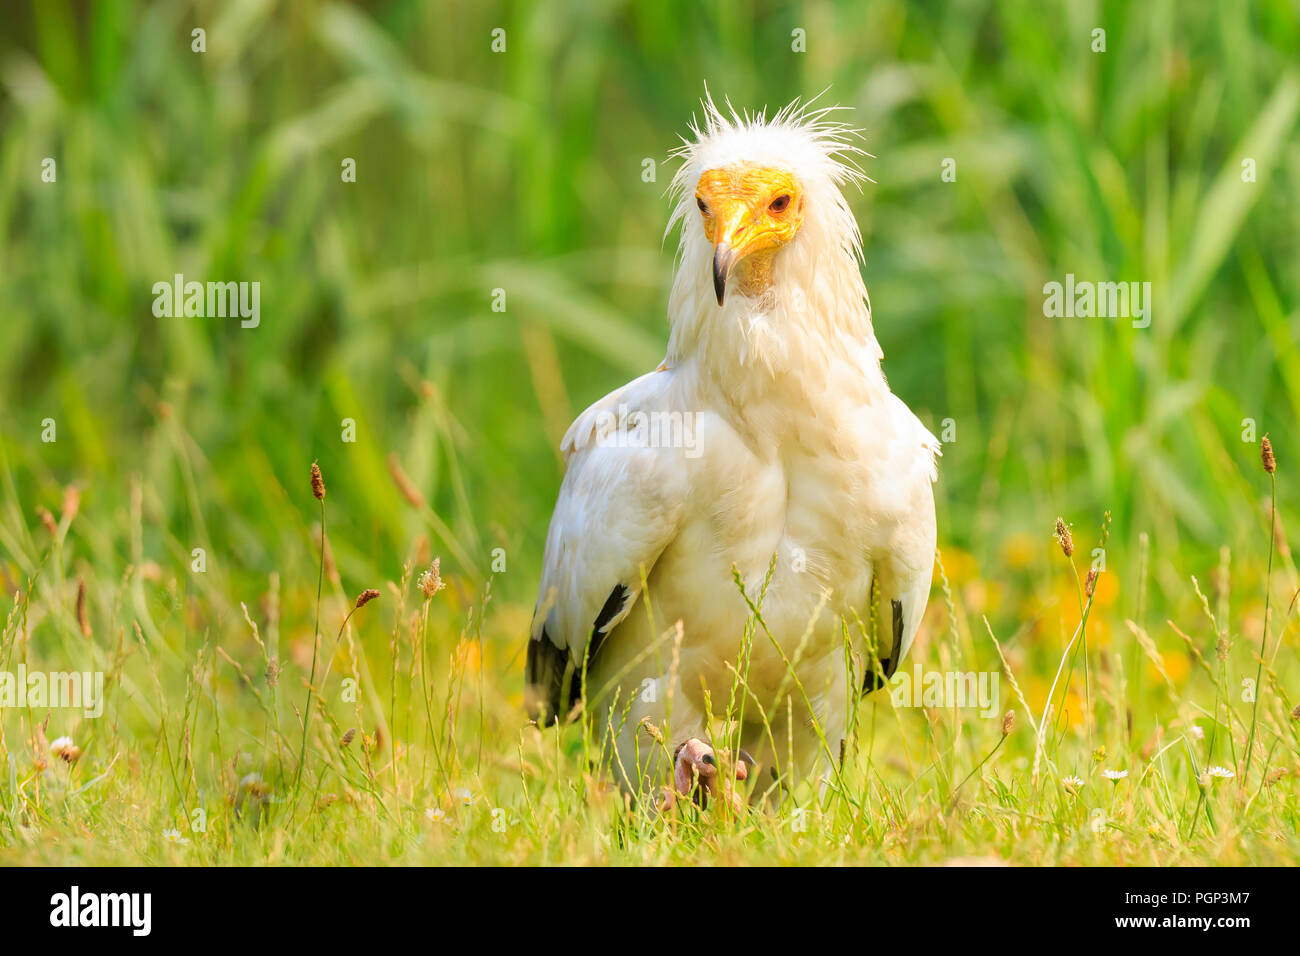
[1,0,1298,864]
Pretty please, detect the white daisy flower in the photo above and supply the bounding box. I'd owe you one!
[1206,766,1234,780]
[1061,775,1084,793]
[457,788,474,805]
[1102,768,1128,781]
[425,807,446,822]
[162,829,190,845]
[49,736,80,762]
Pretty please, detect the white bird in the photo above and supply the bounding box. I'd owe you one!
[526,97,939,807]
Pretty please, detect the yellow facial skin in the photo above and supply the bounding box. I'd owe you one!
[695,164,805,304]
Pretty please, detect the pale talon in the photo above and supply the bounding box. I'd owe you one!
[670,738,757,811]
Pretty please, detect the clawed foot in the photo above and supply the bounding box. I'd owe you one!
[660,738,756,812]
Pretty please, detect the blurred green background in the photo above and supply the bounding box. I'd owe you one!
[2,0,1298,631]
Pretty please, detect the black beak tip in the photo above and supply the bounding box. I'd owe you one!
[712,246,731,306]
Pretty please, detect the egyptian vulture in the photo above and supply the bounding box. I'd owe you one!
[526,98,939,807]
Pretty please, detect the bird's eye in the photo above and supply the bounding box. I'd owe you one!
[696,197,708,214]
[769,194,791,213]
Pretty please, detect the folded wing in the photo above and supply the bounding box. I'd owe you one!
[526,373,686,725]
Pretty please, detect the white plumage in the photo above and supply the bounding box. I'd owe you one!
[527,97,939,805]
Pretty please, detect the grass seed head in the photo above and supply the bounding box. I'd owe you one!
[61,485,80,523]
[1001,710,1015,735]
[387,453,427,508]
[76,578,91,637]
[1262,435,1275,474]
[418,558,446,599]
[638,716,664,744]
[310,461,326,500]
[355,588,380,609]
[1054,517,1073,557]
[340,728,356,748]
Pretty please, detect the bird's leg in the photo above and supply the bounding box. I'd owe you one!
[661,737,756,811]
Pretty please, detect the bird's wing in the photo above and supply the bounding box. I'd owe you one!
[863,392,940,691]
[526,370,687,725]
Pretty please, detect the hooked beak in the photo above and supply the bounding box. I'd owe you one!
[711,204,751,306]
[712,243,735,306]
[697,163,802,308]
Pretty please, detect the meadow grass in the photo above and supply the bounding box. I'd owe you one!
[1,452,1297,866]
[1,1,1299,864]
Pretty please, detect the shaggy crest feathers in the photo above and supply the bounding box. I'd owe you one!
[665,93,871,249]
